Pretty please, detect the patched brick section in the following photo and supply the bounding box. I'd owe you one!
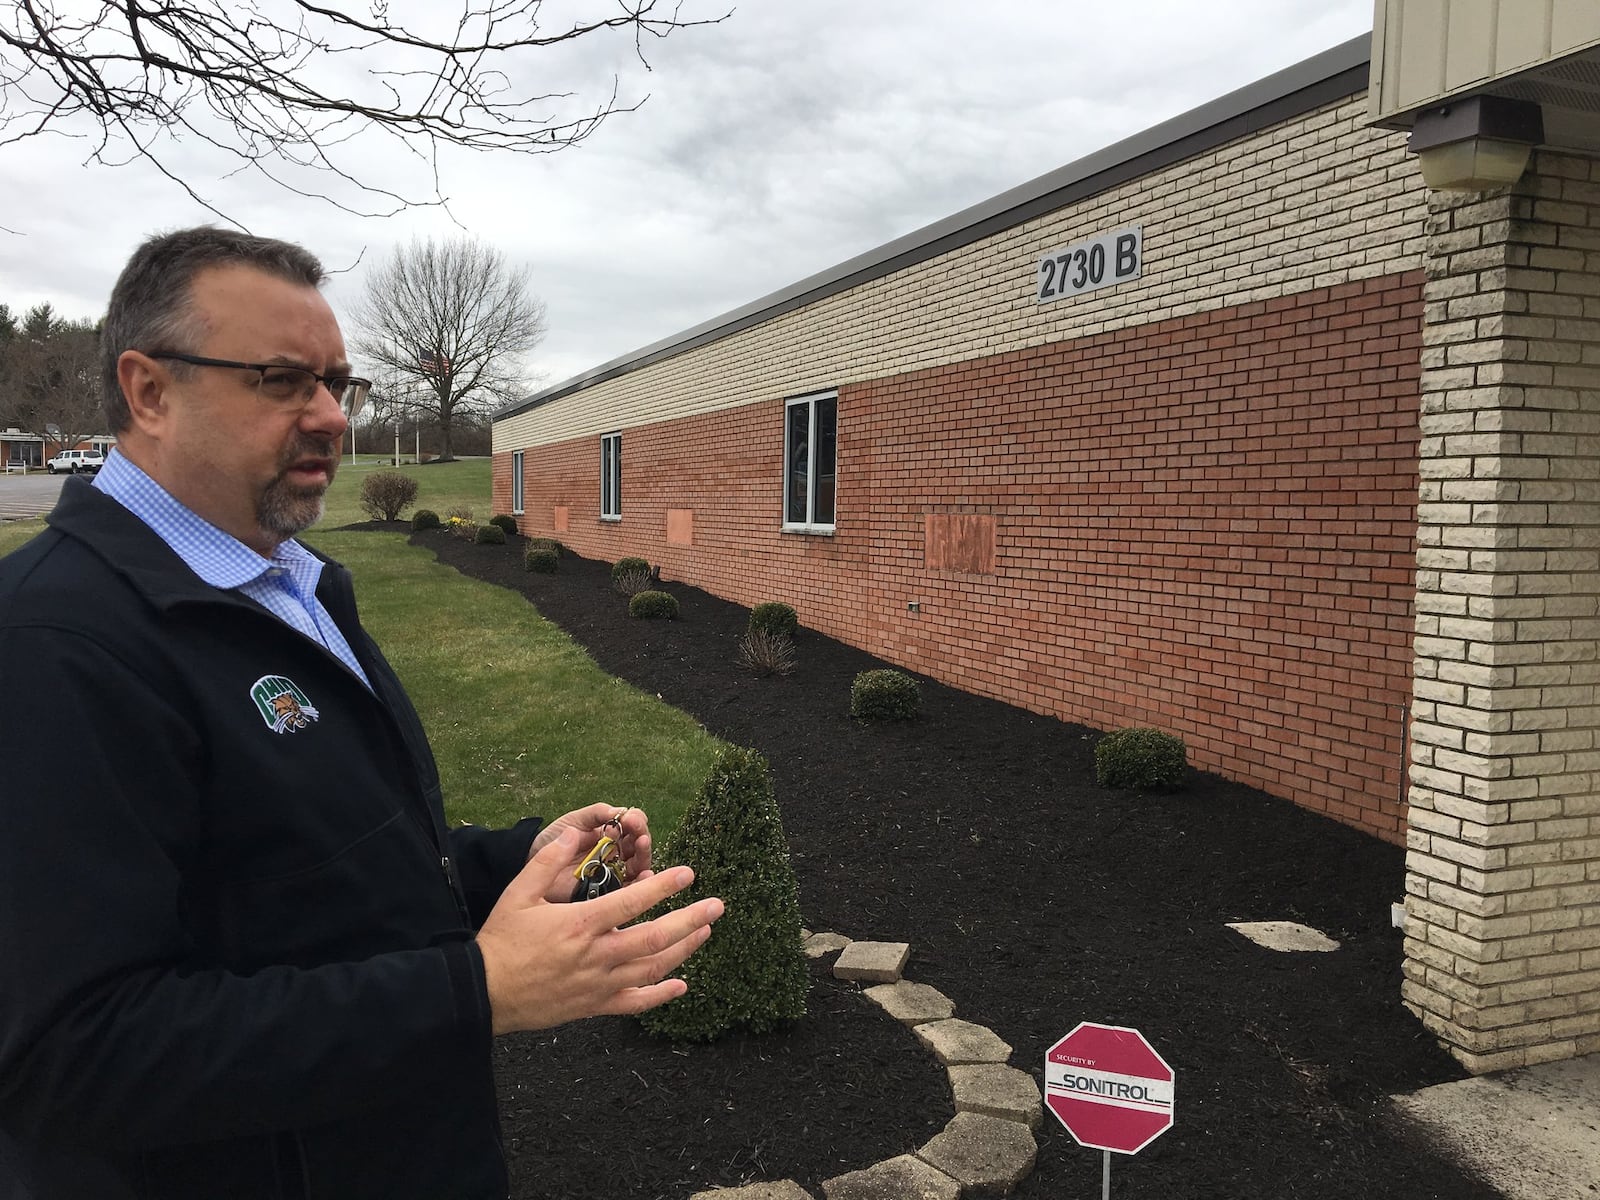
[925,514,995,575]
[666,508,694,547]
[514,276,1422,841]
[1404,150,1600,1073]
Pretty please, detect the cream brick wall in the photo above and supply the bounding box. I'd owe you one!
[1405,150,1600,1073]
[495,92,1426,452]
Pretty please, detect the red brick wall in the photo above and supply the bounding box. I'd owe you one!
[498,273,1423,840]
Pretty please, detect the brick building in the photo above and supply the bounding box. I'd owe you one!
[493,20,1600,1074]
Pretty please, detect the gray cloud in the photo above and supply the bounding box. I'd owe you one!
[1,2,1373,386]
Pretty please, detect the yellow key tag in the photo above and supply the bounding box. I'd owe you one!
[571,835,625,902]
[572,835,619,881]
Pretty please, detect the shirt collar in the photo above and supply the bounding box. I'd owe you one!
[93,449,316,592]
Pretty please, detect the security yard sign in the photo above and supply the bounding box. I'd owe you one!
[1046,1022,1174,1196]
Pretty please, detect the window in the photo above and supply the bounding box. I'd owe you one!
[511,450,525,515]
[783,391,836,530]
[600,432,621,521]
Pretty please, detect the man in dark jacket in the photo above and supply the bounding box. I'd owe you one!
[0,227,723,1199]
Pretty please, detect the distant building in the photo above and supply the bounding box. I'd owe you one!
[1,429,114,469]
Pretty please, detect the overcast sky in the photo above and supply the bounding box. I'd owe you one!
[0,2,1375,392]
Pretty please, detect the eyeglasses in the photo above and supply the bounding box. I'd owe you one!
[148,352,372,420]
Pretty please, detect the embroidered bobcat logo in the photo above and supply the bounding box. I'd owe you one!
[250,675,321,734]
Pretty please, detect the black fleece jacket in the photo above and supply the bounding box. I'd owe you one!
[0,479,541,1199]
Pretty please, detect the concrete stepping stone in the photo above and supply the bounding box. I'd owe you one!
[690,1183,816,1200]
[914,1018,1013,1065]
[916,1111,1037,1197]
[821,1153,960,1200]
[804,931,853,959]
[863,981,955,1026]
[833,940,910,983]
[949,1064,1043,1129]
[692,929,1044,1200]
[1226,920,1340,952]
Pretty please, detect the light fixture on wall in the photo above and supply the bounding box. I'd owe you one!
[1408,95,1544,191]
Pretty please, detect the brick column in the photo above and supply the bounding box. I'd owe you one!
[1405,151,1600,1072]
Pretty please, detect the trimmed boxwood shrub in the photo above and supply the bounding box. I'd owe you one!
[524,547,558,573]
[611,556,651,582]
[629,590,679,620]
[411,509,441,531]
[474,523,506,545]
[637,746,808,1043]
[850,669,920,720]
[1094,727,1187,791]
[749,601,798,638]
[488,514,518,536]
[528,537,564,557]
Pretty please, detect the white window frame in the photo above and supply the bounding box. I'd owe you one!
[600,432,621,521]
[782,391,837,533]
[511,449,525,515]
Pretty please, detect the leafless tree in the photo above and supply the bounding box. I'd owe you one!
[349,237,545,462]
[0,1,725,219]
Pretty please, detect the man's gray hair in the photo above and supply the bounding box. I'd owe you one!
[101,227,325,432]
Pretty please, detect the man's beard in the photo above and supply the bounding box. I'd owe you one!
[257,437,338,540]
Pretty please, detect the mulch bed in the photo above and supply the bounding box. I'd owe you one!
[401,526,1501,1200]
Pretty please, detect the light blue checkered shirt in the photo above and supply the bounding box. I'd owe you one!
[93,451,371,687]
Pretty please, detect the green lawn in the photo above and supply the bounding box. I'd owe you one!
[0,517,41,559]
[324,454,493,527]
[1,457,724,839]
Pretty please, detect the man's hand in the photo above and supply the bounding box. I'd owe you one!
[530,803,653,901]
[478,831,723,1035]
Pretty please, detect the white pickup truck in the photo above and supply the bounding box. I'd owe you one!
[46,449,105,475]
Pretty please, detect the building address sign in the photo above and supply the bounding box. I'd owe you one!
[1036,225,1141,304]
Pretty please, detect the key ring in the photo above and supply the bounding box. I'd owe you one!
[571,839,624,901]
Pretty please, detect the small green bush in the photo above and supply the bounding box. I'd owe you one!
[489,514,519,536]
[637,746,808,1043]
[1094,727,1187,791]
[528,538,565,557]
[411,509,441,531]
[359,470,420,521]
[850,669,920,721]
[474,523,506,545]
[629,590,679,620]
[749,602,799,638]
[524,547,559,574]
[737,629,796,677]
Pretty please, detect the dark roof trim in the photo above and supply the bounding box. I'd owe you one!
[497,35,1372,423]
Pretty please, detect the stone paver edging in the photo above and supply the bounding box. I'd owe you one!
[690,933,1040,1200]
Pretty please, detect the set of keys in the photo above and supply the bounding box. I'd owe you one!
[570,813,628,902]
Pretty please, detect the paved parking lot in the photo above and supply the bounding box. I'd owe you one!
[0,472,68,522]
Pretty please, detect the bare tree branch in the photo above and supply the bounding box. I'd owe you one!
[0,0,727,216]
